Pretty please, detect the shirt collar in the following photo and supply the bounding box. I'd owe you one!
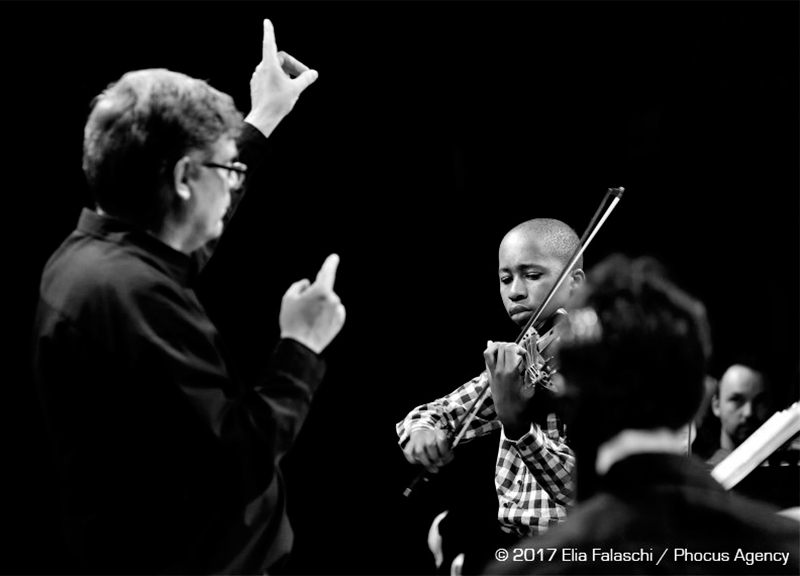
[595,427,692,476]
[76,208,199,286]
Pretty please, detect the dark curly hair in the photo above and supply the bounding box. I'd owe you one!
[557,254,712,459]
[82,69,243,233]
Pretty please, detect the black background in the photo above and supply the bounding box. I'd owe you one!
[3,2,798,575]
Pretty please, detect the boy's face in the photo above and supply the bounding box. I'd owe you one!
[498,230,580,328]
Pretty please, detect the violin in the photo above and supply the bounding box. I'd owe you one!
[404,187,625,497]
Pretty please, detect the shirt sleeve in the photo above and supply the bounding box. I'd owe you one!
[501,419,575,506]
[396,371,501,448]
[128,274,325,465]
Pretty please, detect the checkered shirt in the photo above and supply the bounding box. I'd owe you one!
[397,370,575,538]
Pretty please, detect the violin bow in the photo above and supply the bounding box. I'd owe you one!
[404,187,625,497]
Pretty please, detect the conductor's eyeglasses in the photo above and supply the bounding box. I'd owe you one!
[202,161,248,190]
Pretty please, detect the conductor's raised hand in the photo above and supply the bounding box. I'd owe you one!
[245,19,319,137]
[279,254,346,354]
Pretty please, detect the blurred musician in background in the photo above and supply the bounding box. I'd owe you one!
[704,360,800,512]
[707,362,774,466]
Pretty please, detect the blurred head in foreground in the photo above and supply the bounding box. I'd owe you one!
[555,254,712,499]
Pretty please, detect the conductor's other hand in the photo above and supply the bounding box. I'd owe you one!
[246,19,319,137]
[280,254,346,354]
[403,428,454,473]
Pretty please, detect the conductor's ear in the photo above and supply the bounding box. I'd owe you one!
[173,156,194,201]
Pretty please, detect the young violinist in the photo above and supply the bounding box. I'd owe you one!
[396,218,584,573]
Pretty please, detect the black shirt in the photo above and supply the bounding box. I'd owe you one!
[32,124,325,574]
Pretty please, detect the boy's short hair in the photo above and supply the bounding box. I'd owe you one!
[506,219,583,271]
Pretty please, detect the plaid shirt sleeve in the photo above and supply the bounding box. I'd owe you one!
[494,415,575,537]
[396,371,501,448]
[505,415,575,503]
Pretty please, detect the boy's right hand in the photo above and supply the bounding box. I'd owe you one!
[403,428,454,473]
